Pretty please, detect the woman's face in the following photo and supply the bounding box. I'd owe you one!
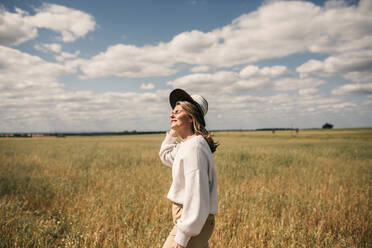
[170,104,193,132]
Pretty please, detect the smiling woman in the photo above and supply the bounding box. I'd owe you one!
[159,89,218,248]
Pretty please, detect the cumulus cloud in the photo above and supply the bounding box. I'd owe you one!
[299,88,318,96]
[190,65,211,73]
[29,4,96,42]
[0,46,367,131]
[167,71,239,95]
[1,1,371,131]
[240,65,290,78]
[76,0,372,79]
[0,45,72,88]
[55,50,80,62]
[0,4,95,45]
[140,83,155,90]
[0,8,37,45]
[34,43,62,53]
[169,30,217,54]
[168,65,324,94]
[34,43,80,62]
[332,83,372,95]
[297,50,372,82]
[0,45,172,132]
[78,44,177,79]
[272,77,325,91]
[201,90,365,130]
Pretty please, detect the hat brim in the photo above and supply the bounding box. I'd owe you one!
[169,88,197,109]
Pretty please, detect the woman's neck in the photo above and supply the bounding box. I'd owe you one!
[178,128,195,142]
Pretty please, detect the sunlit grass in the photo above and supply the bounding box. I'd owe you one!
[0,129,371,247]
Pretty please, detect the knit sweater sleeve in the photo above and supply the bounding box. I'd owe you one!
[159,132,179,167]
[174,142,210,247]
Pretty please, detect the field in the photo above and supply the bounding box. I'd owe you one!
[0,129,371,247]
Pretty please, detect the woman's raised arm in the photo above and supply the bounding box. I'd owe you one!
[159,131,179,167]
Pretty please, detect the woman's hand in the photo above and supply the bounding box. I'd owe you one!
[169,129,177,137]
[172,243,185,248]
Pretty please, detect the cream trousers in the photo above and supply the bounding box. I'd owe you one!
[162,203,215,248]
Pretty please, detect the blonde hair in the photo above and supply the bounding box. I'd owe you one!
[177,101,219,153]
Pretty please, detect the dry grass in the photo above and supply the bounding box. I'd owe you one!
[0,129,371,247]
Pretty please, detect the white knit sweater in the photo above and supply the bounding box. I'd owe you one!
[159,132,218,247]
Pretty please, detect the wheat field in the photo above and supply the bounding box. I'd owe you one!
[0,129,371,247]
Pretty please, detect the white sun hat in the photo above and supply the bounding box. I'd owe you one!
[169,88,209,117]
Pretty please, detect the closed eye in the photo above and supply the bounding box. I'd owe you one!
[172,110,181,115]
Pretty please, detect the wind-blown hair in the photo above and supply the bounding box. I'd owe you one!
[176,101,219,153]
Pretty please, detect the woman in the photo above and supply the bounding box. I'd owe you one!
[159,88,218,248]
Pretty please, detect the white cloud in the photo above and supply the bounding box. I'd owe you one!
[261,66,290,77]
[0,46,368,131]
[35,43,62,53]
[169,30,217,54]
[190,65,210,73]
[0,45,72,87]
[296,59,324,77]
[324,0,349,9]
[1,1,371,131]
[239,65,260,78]
[0,45,172,132]
[297,50,372,82]
[167,71,239,95]
[55,50,80,62]
[202,90,363,130]
[168,66,324,94]
[28,4,96,42]
[344,71,372,83]
[299,88,318,96]
[0,4,95,45]
[0,8,37,45]
[78,44,176,79]
[332,83,372,95]
[140,83,155,90]
[240,65,290,78]
[230,78,271,92]
[272,77,325,91]
[76,0,372,79]
[34,43,80,62]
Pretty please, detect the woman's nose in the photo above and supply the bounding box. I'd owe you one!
[170,112,174,118]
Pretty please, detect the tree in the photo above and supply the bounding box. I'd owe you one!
[322,123,333,129]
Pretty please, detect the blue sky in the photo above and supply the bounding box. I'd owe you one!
[0,0,371,132]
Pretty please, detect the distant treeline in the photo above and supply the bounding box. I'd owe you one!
[0,128,312,138]
[254,128,299,131]
[0,131,165,138]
